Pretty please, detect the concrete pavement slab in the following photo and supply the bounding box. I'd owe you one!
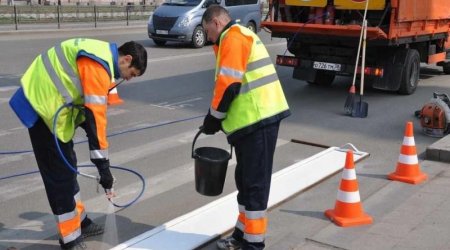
[426,134,450,162]
[293,161,450,250]
[258,132,450,250]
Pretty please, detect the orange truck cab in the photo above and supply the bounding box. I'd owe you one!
[262,0,450,94]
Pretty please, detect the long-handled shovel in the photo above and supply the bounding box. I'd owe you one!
[352,19,369,118]
[344,0,370,115]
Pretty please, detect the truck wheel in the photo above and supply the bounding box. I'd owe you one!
[287,38,302,55]
[192,26,206,48]
[153,39,166,46]
[443,62,450,74]
[398,49,420,95]
[307,71,335,86]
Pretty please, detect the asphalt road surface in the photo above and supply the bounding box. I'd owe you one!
[0,27,449,249]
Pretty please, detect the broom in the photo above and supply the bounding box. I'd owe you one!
[344,0,370,115]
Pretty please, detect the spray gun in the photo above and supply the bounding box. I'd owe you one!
[52,88,146,208]
[96,176,116,201]
[78,171,116,201]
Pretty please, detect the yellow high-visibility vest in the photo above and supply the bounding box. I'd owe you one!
[21,38,115,142]
[216,25,290,136]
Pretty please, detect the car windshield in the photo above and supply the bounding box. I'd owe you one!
[162,0,202,6]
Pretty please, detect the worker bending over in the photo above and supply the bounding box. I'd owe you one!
[10,38,147,250]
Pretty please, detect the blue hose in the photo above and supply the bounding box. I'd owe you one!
[53,103,145,208]
[0,149,33,155]
[0,164,146,208]
[1,103,203,208]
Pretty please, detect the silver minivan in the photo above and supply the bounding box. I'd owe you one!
[147,0,262,48]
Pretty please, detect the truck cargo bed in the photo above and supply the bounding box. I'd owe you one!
[261,21,387,40]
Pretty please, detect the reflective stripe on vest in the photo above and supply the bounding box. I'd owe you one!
[21,39,115,143]
[84,95,107,105]
[219,66,245,80]
[216,25,289,135]
[41,51,73,104]
[55,45,83,96]
[209,107,226,119]
[239,73,279,94]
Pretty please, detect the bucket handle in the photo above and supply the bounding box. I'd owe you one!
[192,128,233,160]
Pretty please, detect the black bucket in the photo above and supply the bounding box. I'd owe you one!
[192,129,232,196]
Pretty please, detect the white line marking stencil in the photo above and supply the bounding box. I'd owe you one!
[112,144,369,250]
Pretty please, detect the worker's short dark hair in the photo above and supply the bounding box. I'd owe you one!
[202,5,230,24]
[118,41,147,76]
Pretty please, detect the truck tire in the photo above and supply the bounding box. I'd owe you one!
[398,49,420,95]
[153,39,166,46]
[192,26,206,48]
[443,62,450,74]
[307,71,335,86]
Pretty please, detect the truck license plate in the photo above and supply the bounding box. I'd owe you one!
[313,61,341,71]
[156,30,168,35]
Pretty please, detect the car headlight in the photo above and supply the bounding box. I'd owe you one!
[177,16,191,28]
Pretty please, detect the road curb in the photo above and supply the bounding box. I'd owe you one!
[426,134,450,163]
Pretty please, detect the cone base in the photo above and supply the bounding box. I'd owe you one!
[388,172,427,185]
[325,209,373,227]
[108,98,124,106]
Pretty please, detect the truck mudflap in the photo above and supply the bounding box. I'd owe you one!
[261,21,388,40]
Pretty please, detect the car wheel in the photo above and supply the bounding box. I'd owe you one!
[246,21,256,33]
[192,26,206,48]
[153,39,167,46]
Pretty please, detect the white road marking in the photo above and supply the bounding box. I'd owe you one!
[0,137,289,245]
[0,86,19,92]
[153,97,202,110]
[108,108,129,116]
[0,97,9,104]
[0,151,33,166]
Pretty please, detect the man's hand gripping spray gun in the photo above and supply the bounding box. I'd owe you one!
[77,172,116,201]
[96,176,116,201]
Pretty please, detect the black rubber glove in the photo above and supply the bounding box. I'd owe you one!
[96,160,114,189]
[202,112,221,135]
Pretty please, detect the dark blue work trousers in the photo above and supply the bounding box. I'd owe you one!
[29,118,79,215]
[231,121,280,250]
[28,118,82,248]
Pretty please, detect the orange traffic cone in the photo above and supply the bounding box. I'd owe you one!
[388,121,427,184]
[325,150,373,227]
[108,82,124,105]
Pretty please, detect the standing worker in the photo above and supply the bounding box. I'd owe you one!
[201,6,290,250]
[9,38,147,249]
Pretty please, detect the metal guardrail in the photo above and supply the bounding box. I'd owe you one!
[0,5,154,30]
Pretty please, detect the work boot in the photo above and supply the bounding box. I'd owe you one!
[81,221,104,239]
[216,236,242,250]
